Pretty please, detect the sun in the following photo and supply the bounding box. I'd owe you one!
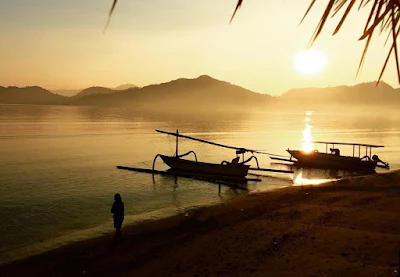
[294,48,327,75]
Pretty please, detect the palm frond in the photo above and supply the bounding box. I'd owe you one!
[357,0,384,77]
[364,0,379,33]
[390,6,400,83]
[300,0,316,25]
[308,0,336,47]
[333,0,356,35]
[301,0,400,84]
[230,0,243,24]
[333,0,348,18]
[378,24,400,82]
[229,0,400,84]
[104,0,118,33]
[106,0,400,83]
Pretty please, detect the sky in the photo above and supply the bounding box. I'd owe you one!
[0,0,399,95]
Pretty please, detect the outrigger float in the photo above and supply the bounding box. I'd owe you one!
[117,129,293,188]
[287,141,390,172]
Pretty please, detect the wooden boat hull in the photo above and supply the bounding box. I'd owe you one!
[287,150,376,172]
[160,155,250,178]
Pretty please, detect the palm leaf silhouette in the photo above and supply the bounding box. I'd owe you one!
[230,0,400,83]
[106,0,400,83]
[104,0,118,33]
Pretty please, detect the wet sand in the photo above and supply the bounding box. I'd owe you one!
[1,171,400,277]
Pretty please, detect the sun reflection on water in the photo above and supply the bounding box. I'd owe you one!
[302,111,314,153]
[293,172,331,186]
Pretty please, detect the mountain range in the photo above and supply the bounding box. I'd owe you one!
[50,84,137,97]
[1,75,399,112]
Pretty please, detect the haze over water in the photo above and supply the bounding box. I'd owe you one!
[1,104,400,264]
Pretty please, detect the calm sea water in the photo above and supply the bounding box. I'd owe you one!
[1,104,400,264]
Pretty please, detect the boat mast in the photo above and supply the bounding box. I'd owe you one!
[175,129,179,157]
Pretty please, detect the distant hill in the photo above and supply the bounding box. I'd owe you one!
[278,81,400,110]
[50,84,137,97]
[0,86,66,105]
[114,84,137,90]
[51,89,81,97]
[68,75,273,112]
[2,77,399,112]
[72,87,117,99]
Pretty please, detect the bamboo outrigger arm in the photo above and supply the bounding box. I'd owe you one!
[241,155,260,168]
[153,151,198,172]
[152,154,162,172]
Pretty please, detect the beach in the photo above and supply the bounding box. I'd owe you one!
[1,171,400,277]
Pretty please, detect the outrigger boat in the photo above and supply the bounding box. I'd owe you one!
[117,130,292,190]
[154,129,291,182]
[287,141,390,172]
[159,155,250,178]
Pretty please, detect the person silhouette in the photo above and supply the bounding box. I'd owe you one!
[330,148,340,156]
[111,193,124,239]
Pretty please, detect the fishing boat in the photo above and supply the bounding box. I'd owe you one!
[287,141,389,172]
[159,155,250,178]
[153,129,292,181]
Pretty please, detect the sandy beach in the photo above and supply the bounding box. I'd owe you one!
[1,171,400,277]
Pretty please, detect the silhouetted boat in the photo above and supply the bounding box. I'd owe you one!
[287,141,389,172]
[159,155,250,178]
[153,129,292,182]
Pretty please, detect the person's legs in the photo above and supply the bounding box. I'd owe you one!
[120,218,124,237]
[113,217,123,239]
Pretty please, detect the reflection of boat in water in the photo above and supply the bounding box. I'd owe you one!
[287,141,390,172]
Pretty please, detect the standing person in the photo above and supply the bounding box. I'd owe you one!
[111,193,124,240]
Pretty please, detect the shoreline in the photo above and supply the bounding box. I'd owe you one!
[2,170,400,276]
[0,173,291,265]
[0,194,239,265]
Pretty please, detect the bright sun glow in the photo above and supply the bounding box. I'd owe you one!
[294,49,327,75]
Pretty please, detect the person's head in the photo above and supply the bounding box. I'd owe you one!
[114,193,122,202]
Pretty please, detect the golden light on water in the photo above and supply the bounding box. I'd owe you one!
[293,172,331,186]
[302,111,314,153]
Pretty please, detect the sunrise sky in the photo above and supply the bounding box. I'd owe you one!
[0,0,398,95]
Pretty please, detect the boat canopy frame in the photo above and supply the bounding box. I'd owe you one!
[311,141,384,159]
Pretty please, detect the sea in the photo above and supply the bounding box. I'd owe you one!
[1,104,400,264]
